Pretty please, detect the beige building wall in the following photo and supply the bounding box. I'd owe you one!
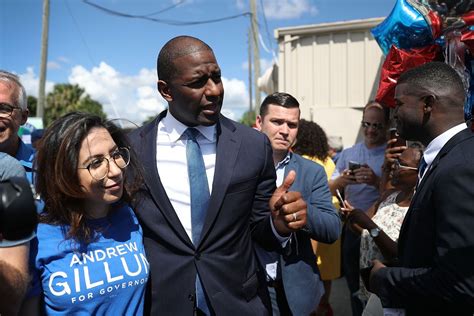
[274,18,385,149]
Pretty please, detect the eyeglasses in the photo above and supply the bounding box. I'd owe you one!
[393,160,418,171]
[361,121,385,130]
[78,147,130,181]
[0,102,21,118]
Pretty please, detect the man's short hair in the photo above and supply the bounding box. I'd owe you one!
[0,71,27,111]
[398,61,466,106]
[363,100,390,123]
[259,92,299,117]
[157,36,213,82]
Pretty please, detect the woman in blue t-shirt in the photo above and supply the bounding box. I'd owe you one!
[22,112,149,315]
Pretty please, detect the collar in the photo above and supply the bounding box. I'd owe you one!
[160,111,216,143]
[275,151,292,170]
[423,123,467,166]
[15,138,34,169]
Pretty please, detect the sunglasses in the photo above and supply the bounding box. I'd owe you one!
[361,121,385,130]
[393,160,418,171]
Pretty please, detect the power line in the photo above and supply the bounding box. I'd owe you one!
[82,0,251,26]
[259,0,274,52]
[65,0,96,67]
[141,0,187,17]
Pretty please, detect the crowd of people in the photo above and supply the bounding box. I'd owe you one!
[1,35,474,316]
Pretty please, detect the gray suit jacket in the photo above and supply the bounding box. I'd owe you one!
[281,153,340,315]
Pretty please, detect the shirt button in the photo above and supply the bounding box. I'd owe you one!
[188,294,195,302]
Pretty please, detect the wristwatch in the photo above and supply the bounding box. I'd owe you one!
[369,227,381,238]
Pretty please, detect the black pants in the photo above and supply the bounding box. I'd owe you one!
[342,226,364,316]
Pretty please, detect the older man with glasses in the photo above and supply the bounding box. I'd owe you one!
[0,71,34,184]
[329,100,389,316]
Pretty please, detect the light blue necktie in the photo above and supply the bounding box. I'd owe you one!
[184,128,210,315]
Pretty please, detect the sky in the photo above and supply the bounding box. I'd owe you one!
[1,0,395,126]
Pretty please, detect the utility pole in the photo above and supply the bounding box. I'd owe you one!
[247,28,253,117]
[37,0,50,119]
[250,0,261,114]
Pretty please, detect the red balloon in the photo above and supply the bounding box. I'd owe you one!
[375,45,441,108]
[461,30,474,52]
[461,11,474,26]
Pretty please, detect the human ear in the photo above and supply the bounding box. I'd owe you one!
[20,109,29,125]
[157,80,172,102]
[422,95,436,113]
[255,115,263,131]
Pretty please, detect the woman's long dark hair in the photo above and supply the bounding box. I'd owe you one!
[35,112,143,244]
[293,119,330,162]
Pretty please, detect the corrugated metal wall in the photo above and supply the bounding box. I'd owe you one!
[275,18,385,148]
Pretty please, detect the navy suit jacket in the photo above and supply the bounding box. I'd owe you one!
[280,153,340,316]
[372,128,474,315]
[128,111,279,315]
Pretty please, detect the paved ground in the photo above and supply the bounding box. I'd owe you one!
[330,277,352,316]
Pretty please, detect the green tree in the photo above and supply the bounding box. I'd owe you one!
[239,110,256,127]
[27,95,37,116]
[44,84,106,126]
[142,115,156,126]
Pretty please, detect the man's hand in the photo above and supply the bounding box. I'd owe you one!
[269,170,307,236]
[369,259,387,292]
[353,165,378,186]
[338,169,357,187]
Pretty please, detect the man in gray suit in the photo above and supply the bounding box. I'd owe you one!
[255,92,340,315]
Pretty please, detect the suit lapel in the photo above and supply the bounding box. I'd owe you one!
[199,116,241,245]
[414,128,472,193]
[399,128,474,247]
[284,153,298,177]
[138,111,193,247]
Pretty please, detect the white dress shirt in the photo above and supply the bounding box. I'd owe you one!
[419,123,467,181]
[255,152,292,281]
[156,111,287,249]
[156,112,217,241]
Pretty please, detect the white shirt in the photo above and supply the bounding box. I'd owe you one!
[156,112,217,241]
[419,123,467,181]
[255,152,292,281]
[156,111,286,245]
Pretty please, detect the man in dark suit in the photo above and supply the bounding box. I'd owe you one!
[255,92,340,315]
[369,62,474,315]
[128,36,308,315]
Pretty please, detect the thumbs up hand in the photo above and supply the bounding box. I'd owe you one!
[270,170,307,236]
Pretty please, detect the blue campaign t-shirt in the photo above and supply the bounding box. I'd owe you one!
[30,204,149,315]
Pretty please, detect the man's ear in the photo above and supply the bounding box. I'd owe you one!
[255,115,263,131]
[20,109,29,125]
[422,95,436,114]
[157,80,173,102]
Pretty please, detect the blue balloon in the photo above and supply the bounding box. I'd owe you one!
[371,0,435,55]
[464,54,474,122]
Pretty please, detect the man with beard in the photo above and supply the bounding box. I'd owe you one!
[128,36,308,315]
[369,61,474,315]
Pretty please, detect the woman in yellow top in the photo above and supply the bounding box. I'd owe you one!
[293,119,341,316]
